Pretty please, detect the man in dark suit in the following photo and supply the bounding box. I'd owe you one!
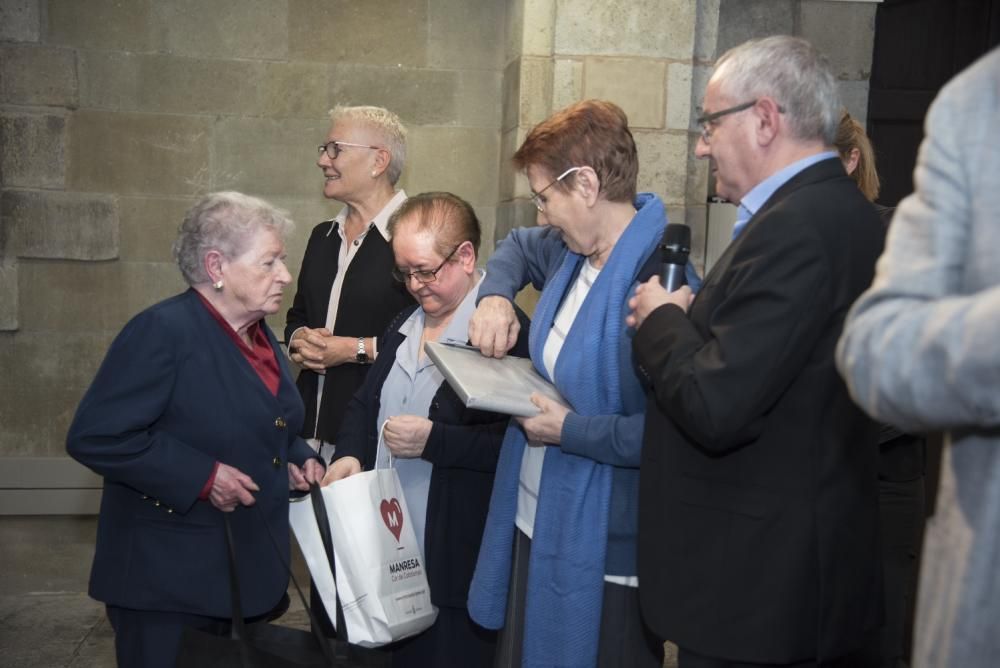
[627,36,884,667]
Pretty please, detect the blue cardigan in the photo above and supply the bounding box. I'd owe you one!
[67,289,319,618]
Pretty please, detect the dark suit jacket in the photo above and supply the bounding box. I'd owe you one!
[284,220,415,443]
[634,158,884,663]
[334,304,531,610]
[67,289,319,619]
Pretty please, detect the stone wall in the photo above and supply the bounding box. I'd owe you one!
[0,0,877,487]
[0,0,504,458]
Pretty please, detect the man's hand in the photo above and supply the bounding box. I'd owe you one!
[288,458,326,492]
[514,393,571,445]
[383,415,433,458]
[626,276,694,330]
[209,463,259,512]
[469,296,519,359]
[321,457,362,486]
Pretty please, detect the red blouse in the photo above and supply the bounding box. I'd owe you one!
[194,290,283,499]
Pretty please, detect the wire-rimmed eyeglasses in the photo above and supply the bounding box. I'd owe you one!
[530,166,584,212]
[317,140,382,160]
[391,245,461,285]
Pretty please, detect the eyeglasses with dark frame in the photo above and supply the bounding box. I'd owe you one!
[317,140,382,160]
[392,244,461,285]
[695,99,786,143]
[530,166,584,212]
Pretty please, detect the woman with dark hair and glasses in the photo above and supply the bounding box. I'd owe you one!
[285,105,415,465]
[466,99,699,668]
[323,192,530,668]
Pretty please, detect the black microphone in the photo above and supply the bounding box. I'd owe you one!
[660,223,691,292]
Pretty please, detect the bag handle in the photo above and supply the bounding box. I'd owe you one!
[223,508,339,665]
[309,484,349,642]
[374,419,393,470]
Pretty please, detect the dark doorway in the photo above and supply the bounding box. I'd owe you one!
[867,0,1000,207]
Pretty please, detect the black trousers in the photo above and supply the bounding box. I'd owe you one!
[106,605,230,668]
[495,529,663,668]
[677,647,866,668]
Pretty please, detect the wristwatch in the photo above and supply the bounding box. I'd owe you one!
[355,337,370,364]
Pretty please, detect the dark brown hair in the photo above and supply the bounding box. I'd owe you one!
[513,99,638,203]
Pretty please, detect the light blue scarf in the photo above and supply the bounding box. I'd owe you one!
[468,193,665,667]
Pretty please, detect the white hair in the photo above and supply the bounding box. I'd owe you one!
[329,105,408,185]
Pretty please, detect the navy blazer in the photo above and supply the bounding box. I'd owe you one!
[67,289,319,618]
[334,304,531,610]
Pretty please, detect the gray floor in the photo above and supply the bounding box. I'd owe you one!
[0,516,677,667]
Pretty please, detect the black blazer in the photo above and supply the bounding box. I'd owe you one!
[67,290,319,618]
[284,220,415,442]
[634,158,885,663]
[334,304,531,610]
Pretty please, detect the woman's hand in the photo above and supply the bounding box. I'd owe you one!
[515,393,570,445]
[469,296,519,359]
[321,457,362,486]
[288,327,332,372]
[288,458,325,492]
[383,415,433,458]
[209,463,259,512]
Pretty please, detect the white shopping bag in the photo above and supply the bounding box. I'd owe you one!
[290,429,437,647]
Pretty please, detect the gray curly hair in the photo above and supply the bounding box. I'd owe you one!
[172,191,294,286]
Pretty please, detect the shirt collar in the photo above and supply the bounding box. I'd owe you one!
[398,270,486,345]
[327,190,407,240]
[738,151,839,225]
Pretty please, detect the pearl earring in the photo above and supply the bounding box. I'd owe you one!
[213,280,224,290]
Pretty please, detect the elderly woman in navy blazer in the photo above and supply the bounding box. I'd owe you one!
[66,191,325,668]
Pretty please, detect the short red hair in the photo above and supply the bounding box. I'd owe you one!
[513,100,638,203]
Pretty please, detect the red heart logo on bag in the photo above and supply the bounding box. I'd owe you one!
[380,498,404,542]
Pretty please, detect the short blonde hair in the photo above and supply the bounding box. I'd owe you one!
[329,105,407,185]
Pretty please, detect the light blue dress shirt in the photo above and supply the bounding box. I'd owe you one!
[375,271,485,557]
[732,151,839,240]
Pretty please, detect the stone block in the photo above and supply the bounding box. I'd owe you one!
[47,0,152,52]
[521,0,556,57]
[17,259,184,333]
[0,383,84,456]
[81,53,263,116]
[78,51,139,111]
[839,79,870,127]
[330,64,458,126]
[666,63,693,131]
[0,258,16,331]
[117,196,192,263]
[552,58,583,112]
[67,111,212,196]
[518,57,553,127]
[456,70,503,128]
[288,0,428,66]
[498,127,528,200]
[260,62,332,119]
[694,0,721,62]
[584,57,665,129]
[495,198,537,244]
[1,190,118,260]
[213,117,329,199]
[0,0,40,42]
[0,113,66,188]
[555,0,696,60]
[685,204,709,275]
[690,64,714,111]
[150,0,289,60]
[473,205,497,260]
[504,0,525,63]
[634,130,689,205]
[0,45,78,107]
[715,0,795,58]
[800,0,876,80]
[266,193,338,277]
[400,127,500,207]
[0,330,115,392]
[428,0,504,70]
[501,58,520,132]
